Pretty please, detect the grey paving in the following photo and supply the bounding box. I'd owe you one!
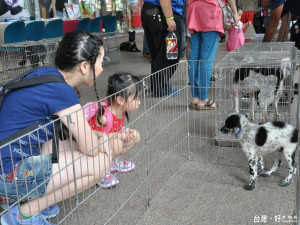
[69,26,299,225]
[1,25,298,225]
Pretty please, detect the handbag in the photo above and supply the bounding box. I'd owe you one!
[217,0,235,27]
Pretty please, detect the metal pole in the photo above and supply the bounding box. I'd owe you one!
[297,151,300,225]
[34,0,41,20]
[296,56,300,225]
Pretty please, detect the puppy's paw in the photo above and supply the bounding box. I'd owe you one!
[280,179,292,187]
[244,182,255,190]
[260,172,270,177]
[248,115,254,121]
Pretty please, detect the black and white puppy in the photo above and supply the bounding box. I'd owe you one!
[220,113,298,190]
[233,58,291,123]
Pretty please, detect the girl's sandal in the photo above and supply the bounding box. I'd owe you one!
[195,99,216,110]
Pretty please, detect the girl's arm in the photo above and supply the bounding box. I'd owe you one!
[56,104,110,157]
[243,21,251,33]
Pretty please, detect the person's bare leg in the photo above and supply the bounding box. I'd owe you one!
[263,4,283,42]
[19,149,110,217]
[278,12,290,42]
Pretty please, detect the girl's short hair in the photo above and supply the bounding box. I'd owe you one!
[106,72,142,103]
[100,72,142,122]
[236,5,242,12]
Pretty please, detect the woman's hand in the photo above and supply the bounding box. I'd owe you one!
[232,11,240,27]
[98,133,111,157]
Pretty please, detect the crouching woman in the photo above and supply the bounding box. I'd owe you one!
[0,31,114,225]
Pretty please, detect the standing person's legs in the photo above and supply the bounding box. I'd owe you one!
[179,17,187,59]
[199,31,218,105]
[141,3,166,97]
[142,34,152,62]
[186,36,190,60]
[188,32,201,104]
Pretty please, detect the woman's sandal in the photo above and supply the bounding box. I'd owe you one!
[189,102,198,109]
[195,99,216,110]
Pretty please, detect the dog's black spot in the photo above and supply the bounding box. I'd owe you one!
[255,127,268,146]
[278,160,281,167]
[249,159,256,175]
[278,147,283,152]
[249,165,254,176]
[272,121,285,128]
[292,150,296,167]
[225,114,241,129]
[291,128,298,143]
[234,68,250,83]
[234,67,282,92]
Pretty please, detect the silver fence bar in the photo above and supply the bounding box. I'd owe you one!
[0,54,299,223]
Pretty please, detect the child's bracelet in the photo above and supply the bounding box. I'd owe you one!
[166,16,174,21]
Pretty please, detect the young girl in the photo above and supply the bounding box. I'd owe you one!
[225,5,251,52]
[84,72,142,188]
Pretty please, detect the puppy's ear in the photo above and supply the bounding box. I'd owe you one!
[226,114,241,128]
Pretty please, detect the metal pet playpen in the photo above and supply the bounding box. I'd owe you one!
[0,42,299,225]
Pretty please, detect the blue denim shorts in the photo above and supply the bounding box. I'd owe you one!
[0,154,52,201]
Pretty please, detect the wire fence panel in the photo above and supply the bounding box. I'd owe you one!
[0,44,300,224]
[0,40,57,85]
[0,32,120,86]
[94,31,120,66]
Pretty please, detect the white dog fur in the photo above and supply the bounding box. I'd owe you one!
[220,113,298,190]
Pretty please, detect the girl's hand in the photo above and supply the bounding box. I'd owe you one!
[121,128,135,142]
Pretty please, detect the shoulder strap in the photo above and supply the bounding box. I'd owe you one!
[3,75,65,90]
[0,73,65,110]
[0,119,60,164]
[216,0,224,8]
[0,120,47,147]
[101,101,113,133]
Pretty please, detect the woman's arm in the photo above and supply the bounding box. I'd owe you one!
[226,0,239,27]
[56,104,110,157]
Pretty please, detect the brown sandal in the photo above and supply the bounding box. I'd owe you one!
[195,99,216,110]
[189,102,199,110]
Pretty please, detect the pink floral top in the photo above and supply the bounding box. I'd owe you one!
[187,0,225,35]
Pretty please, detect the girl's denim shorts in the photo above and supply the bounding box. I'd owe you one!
[0,152,52,201]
